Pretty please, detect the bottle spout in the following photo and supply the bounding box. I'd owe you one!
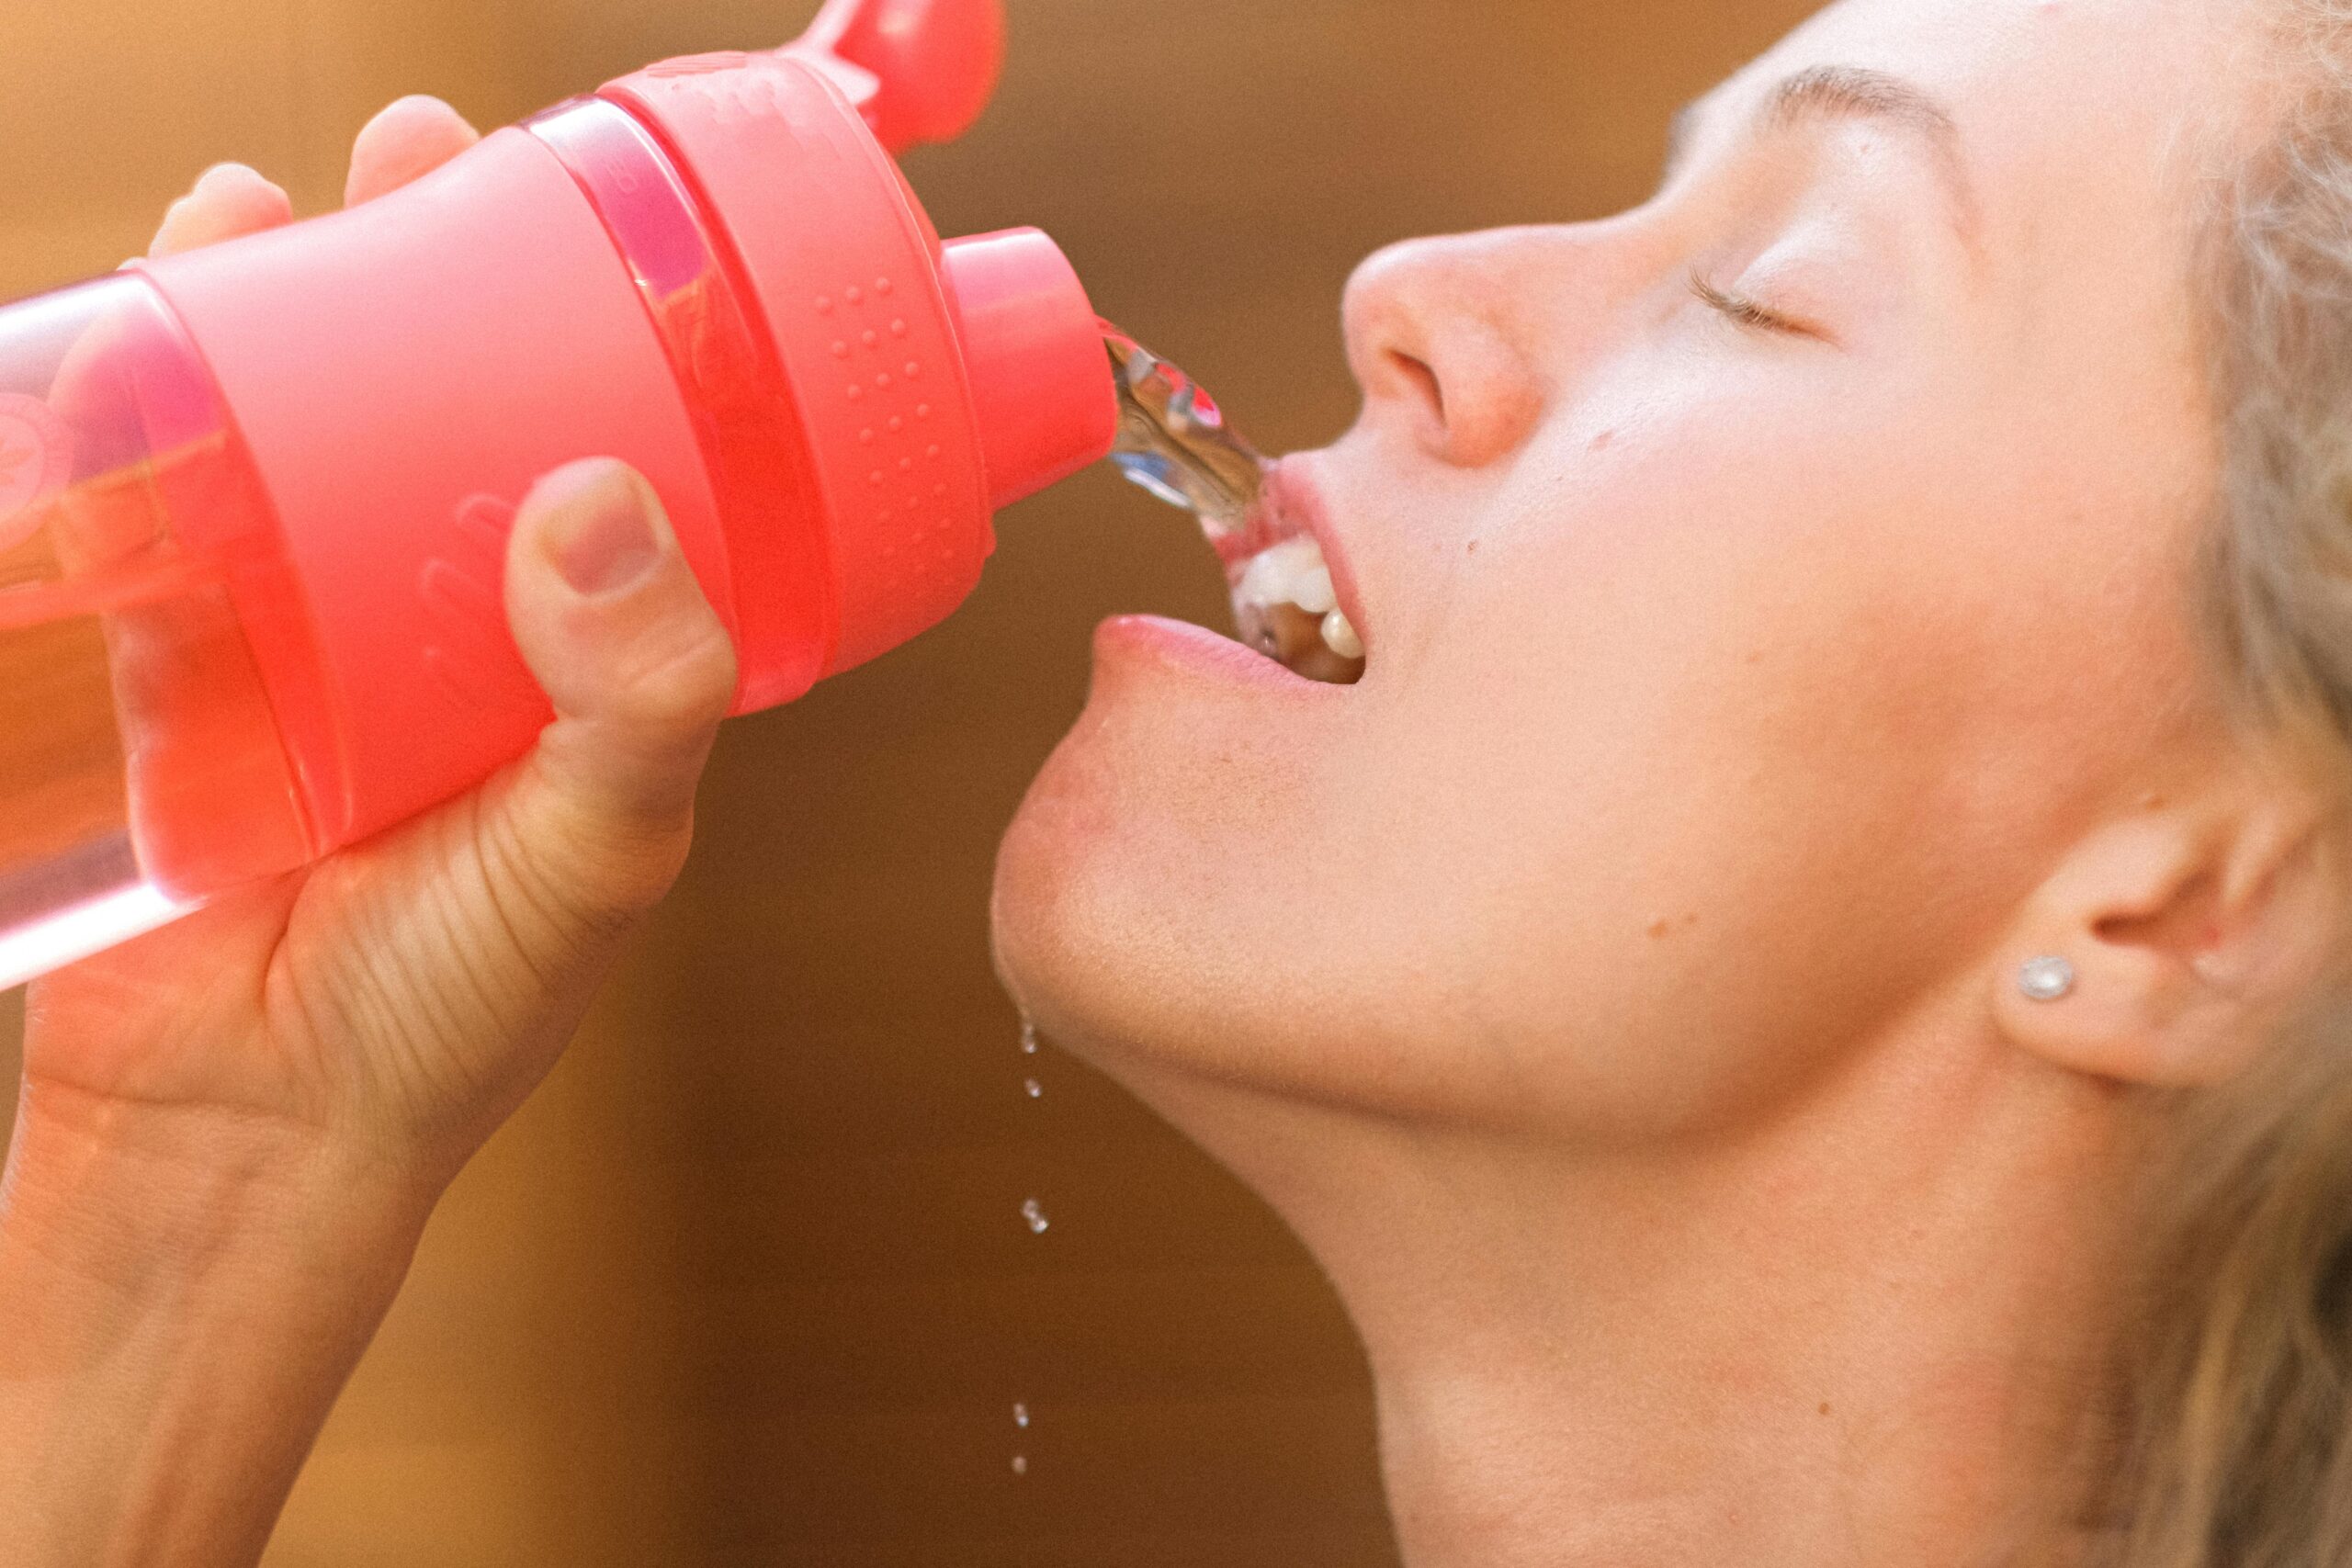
[941,230,1119,510]
[784,0,1008,154]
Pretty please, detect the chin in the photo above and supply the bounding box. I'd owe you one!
[990,615,1361,1098]
[990,715,1380,1208]
[989,653,1242,1083]
[994,651,1491,1156]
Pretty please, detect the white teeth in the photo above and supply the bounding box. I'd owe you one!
[1235,536,1338,616]
[1292,565,1339,616]
[1228,532,1367,683]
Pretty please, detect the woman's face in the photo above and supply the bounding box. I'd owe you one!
[994,0,2252,1141]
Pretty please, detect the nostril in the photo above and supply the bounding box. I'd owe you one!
[1388,349,1444,423]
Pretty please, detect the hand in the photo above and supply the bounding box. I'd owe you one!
[0,98,739,1568]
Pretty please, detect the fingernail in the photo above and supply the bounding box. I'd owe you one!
[538,463,662,598]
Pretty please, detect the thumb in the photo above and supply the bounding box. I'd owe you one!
[494,458,739,927]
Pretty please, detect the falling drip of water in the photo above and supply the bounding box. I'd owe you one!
[1009,1025,1047,1482]
[1102,324,1272,547]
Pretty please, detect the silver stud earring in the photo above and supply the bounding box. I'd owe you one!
[2019,956,2076,1003]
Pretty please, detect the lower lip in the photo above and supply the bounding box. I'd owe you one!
[1094,615,1339,697]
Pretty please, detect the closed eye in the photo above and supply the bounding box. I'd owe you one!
[1689,269,1818,340]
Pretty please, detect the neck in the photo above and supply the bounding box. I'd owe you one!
[1193,1021,2141,1568]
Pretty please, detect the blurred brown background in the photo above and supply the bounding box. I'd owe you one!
[0,1,1810,1562]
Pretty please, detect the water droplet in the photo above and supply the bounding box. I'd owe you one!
[1020,1018,1040,1055]
[1024,1077,1044,1100]
[1012,1454,1029,1475]
[1014,1403,1031,1428]
[1022,1198,1050,1235]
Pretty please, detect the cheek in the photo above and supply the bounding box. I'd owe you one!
[1322,410,2192,1120]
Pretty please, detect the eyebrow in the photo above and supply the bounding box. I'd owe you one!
[1666,64,1983,252]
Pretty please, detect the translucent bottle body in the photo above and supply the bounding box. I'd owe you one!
[0,273,310,988]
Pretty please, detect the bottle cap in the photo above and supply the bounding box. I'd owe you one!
[790,0,1009,153]
[943,230,1119,509]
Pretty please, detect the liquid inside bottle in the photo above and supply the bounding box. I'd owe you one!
[0,274,310,989]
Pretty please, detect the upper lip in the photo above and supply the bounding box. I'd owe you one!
[1237,455,1372,660]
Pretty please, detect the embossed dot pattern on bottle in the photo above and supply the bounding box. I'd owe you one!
[604,50,996,674]
[817,273,961,603]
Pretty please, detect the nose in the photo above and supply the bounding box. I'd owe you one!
[1342,229,1552,468]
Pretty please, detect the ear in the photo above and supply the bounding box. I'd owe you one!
[1992,781,2346,1087]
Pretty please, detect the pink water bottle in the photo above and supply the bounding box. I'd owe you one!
[0,0,1119,989]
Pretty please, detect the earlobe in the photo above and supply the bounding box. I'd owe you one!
[1991,795,2345,1089]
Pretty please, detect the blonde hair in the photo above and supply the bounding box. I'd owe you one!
[2109,5,2352,1562]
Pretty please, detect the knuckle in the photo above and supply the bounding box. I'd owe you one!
[528,811,695,939]
[618,609,740,737]
[484,788,684,962]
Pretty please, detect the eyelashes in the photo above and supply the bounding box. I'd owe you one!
[1688,268,1820,340]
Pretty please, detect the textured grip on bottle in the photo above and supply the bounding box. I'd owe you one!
[604,52,999,677]
[529,96,835,713]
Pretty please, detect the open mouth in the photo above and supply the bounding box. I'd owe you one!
[1104,327,1368,687]
[1229,534,1367,685]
